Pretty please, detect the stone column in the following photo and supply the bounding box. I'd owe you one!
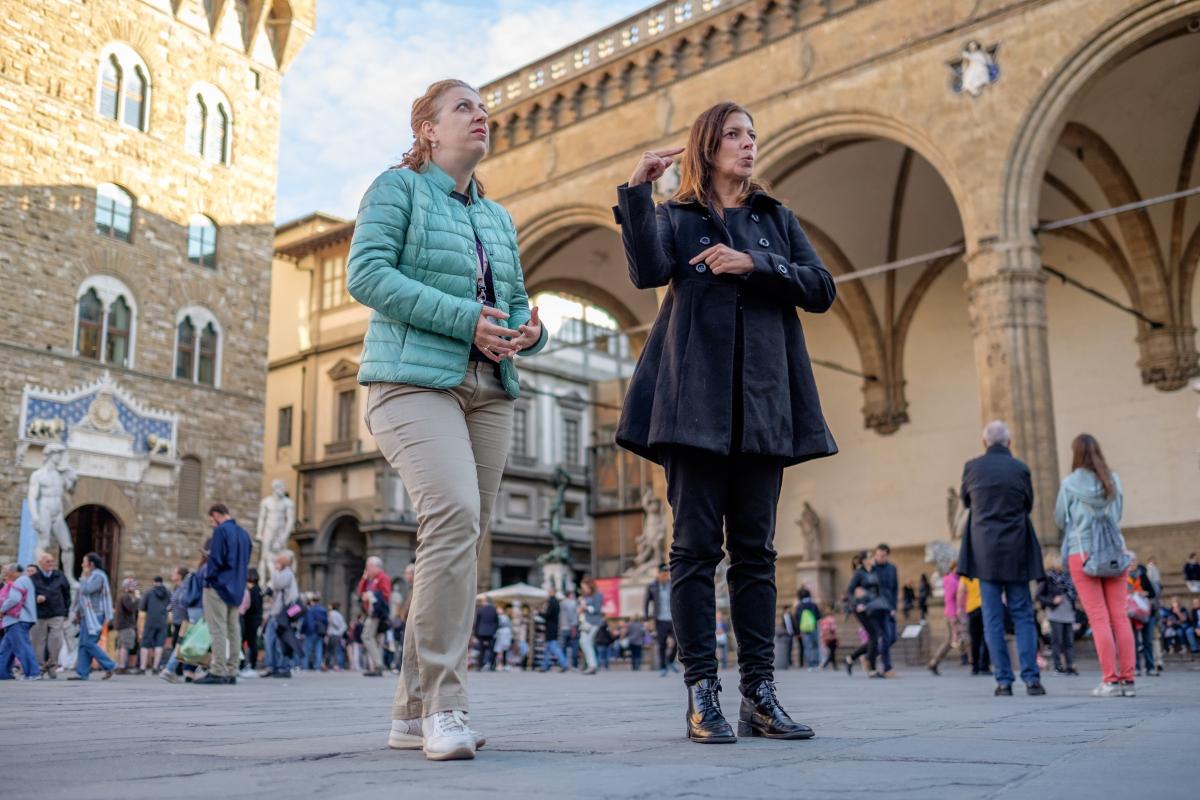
[964,239,1061,542]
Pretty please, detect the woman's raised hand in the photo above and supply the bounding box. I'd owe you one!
[474,306,515,363]
[629,147,684,187]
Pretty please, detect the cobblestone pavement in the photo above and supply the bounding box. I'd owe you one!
[6,659,1197,799]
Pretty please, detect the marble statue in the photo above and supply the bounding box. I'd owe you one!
[796,502,823,563]
[630,488,667,576]
[257,479,295,582]
[946,486,969,540]
[27,444,78,587]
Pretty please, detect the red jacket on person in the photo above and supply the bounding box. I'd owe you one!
[357,572,392,614]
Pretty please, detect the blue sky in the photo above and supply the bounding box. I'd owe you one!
[276,0,653,223]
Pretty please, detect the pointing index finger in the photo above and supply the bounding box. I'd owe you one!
[652,147,685,157]
[689,244,720,265]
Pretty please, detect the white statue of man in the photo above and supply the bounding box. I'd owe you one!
[27,444,78,588]
[634,488,667,572]
[796,502,822,563]
[257,479,295,582]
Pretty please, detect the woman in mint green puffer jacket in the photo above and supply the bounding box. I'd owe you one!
[346,79,546,762]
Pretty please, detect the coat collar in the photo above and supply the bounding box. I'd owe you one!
[421,161,480,204]
[667,189,783,211]
[986,443,1012,457]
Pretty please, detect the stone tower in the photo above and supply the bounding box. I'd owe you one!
[0,0,315,581]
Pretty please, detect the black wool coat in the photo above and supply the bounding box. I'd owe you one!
[957,444,1046,583]
[611,181,838,466]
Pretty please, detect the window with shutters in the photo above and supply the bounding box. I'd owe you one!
[177,456,203,518]
[335,389,356,443]
[277,405,293,448]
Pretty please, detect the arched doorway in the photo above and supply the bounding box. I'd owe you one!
[65,504,121,582]
[325,516,365,618]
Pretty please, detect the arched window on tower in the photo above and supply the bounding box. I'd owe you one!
[175,307,222,387]
[75,276,137,367]
[95,43,150,132]
[186,84,232,165]
[187,214,218,268]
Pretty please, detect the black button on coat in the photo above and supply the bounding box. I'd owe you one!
[611,182,838,466]
[956,444,1046,583]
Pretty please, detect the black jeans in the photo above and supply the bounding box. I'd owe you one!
[476,635,495,671]
[661,445,783,693]
[847,609,886,671]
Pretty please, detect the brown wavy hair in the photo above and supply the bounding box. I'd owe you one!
[1070,433,1115,497]
[394,79,486,196]
[673,100,768,207]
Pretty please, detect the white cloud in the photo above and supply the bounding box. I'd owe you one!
[276,0,651,223]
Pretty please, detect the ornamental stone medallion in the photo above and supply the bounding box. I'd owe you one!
[17,371,179,486]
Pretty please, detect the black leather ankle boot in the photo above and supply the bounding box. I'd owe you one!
[738,680,815,740]
[686,678,737,743]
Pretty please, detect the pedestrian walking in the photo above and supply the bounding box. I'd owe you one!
[627,616,646,671]
[794,589,821,670]
[614,100,835,744]
[1037,555,1079,675]
[0,563,40,680]
[264,551,300,678]
[871,544,898,676]
[844,551,888,678]
[1054,433,1135,697]
[644,564,678,676]
[578,578,604,675]
[538,592,569,672]
[818,605,839,669]
[928,561,964,675]
[957,420,1046,697]
[241,568,264,675]
[302,593,328,671]
[114,578,140,673]
[356,557,392,677]
[30,551,70,679]
[473,596,499,672]
[1128,557,1161,676]
[348,78,545,763]
[139,576,171,673]
[68,552,116,681]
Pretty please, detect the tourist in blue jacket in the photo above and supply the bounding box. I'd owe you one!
[347,79,546,762]
[196,503,251,685]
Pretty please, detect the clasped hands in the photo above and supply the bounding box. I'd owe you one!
[474,305,541,364]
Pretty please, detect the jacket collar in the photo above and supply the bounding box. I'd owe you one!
[986,443,1012,456]
[422,161,480,204]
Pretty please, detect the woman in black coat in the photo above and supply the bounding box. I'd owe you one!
[613,100,837,744]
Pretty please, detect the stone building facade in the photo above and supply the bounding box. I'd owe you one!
[266,220,633,607]
[474,0,1200,597]
[0,0,314,583]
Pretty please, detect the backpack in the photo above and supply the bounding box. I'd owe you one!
[798,607,817,634]
[371,589,390,620]
[1,583,25,618]
[313,609,328,637]
[1070,513,1131,578]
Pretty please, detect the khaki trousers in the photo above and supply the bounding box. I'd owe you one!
[32,616,66,672]
[365,364,513,719]
[361,616,384,672]
[203,588,241,677]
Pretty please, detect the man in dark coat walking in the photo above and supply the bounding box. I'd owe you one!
[957,421,1046,697]
[473,597,499,671]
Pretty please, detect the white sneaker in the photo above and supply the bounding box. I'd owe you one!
[1121,681,1136,697]
[1091,682,1122,697]
[390,717,486,750]
[421,710,476,761]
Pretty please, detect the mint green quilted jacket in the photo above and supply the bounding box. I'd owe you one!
[347,162,546,397]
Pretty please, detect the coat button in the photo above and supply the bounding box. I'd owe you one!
[751,213,760,222]
[699,236,711,245]
[777,263,788,275]
[695,263,707,273]
[759,238,770,247]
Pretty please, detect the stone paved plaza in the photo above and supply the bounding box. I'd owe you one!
[5,659,1198,799]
